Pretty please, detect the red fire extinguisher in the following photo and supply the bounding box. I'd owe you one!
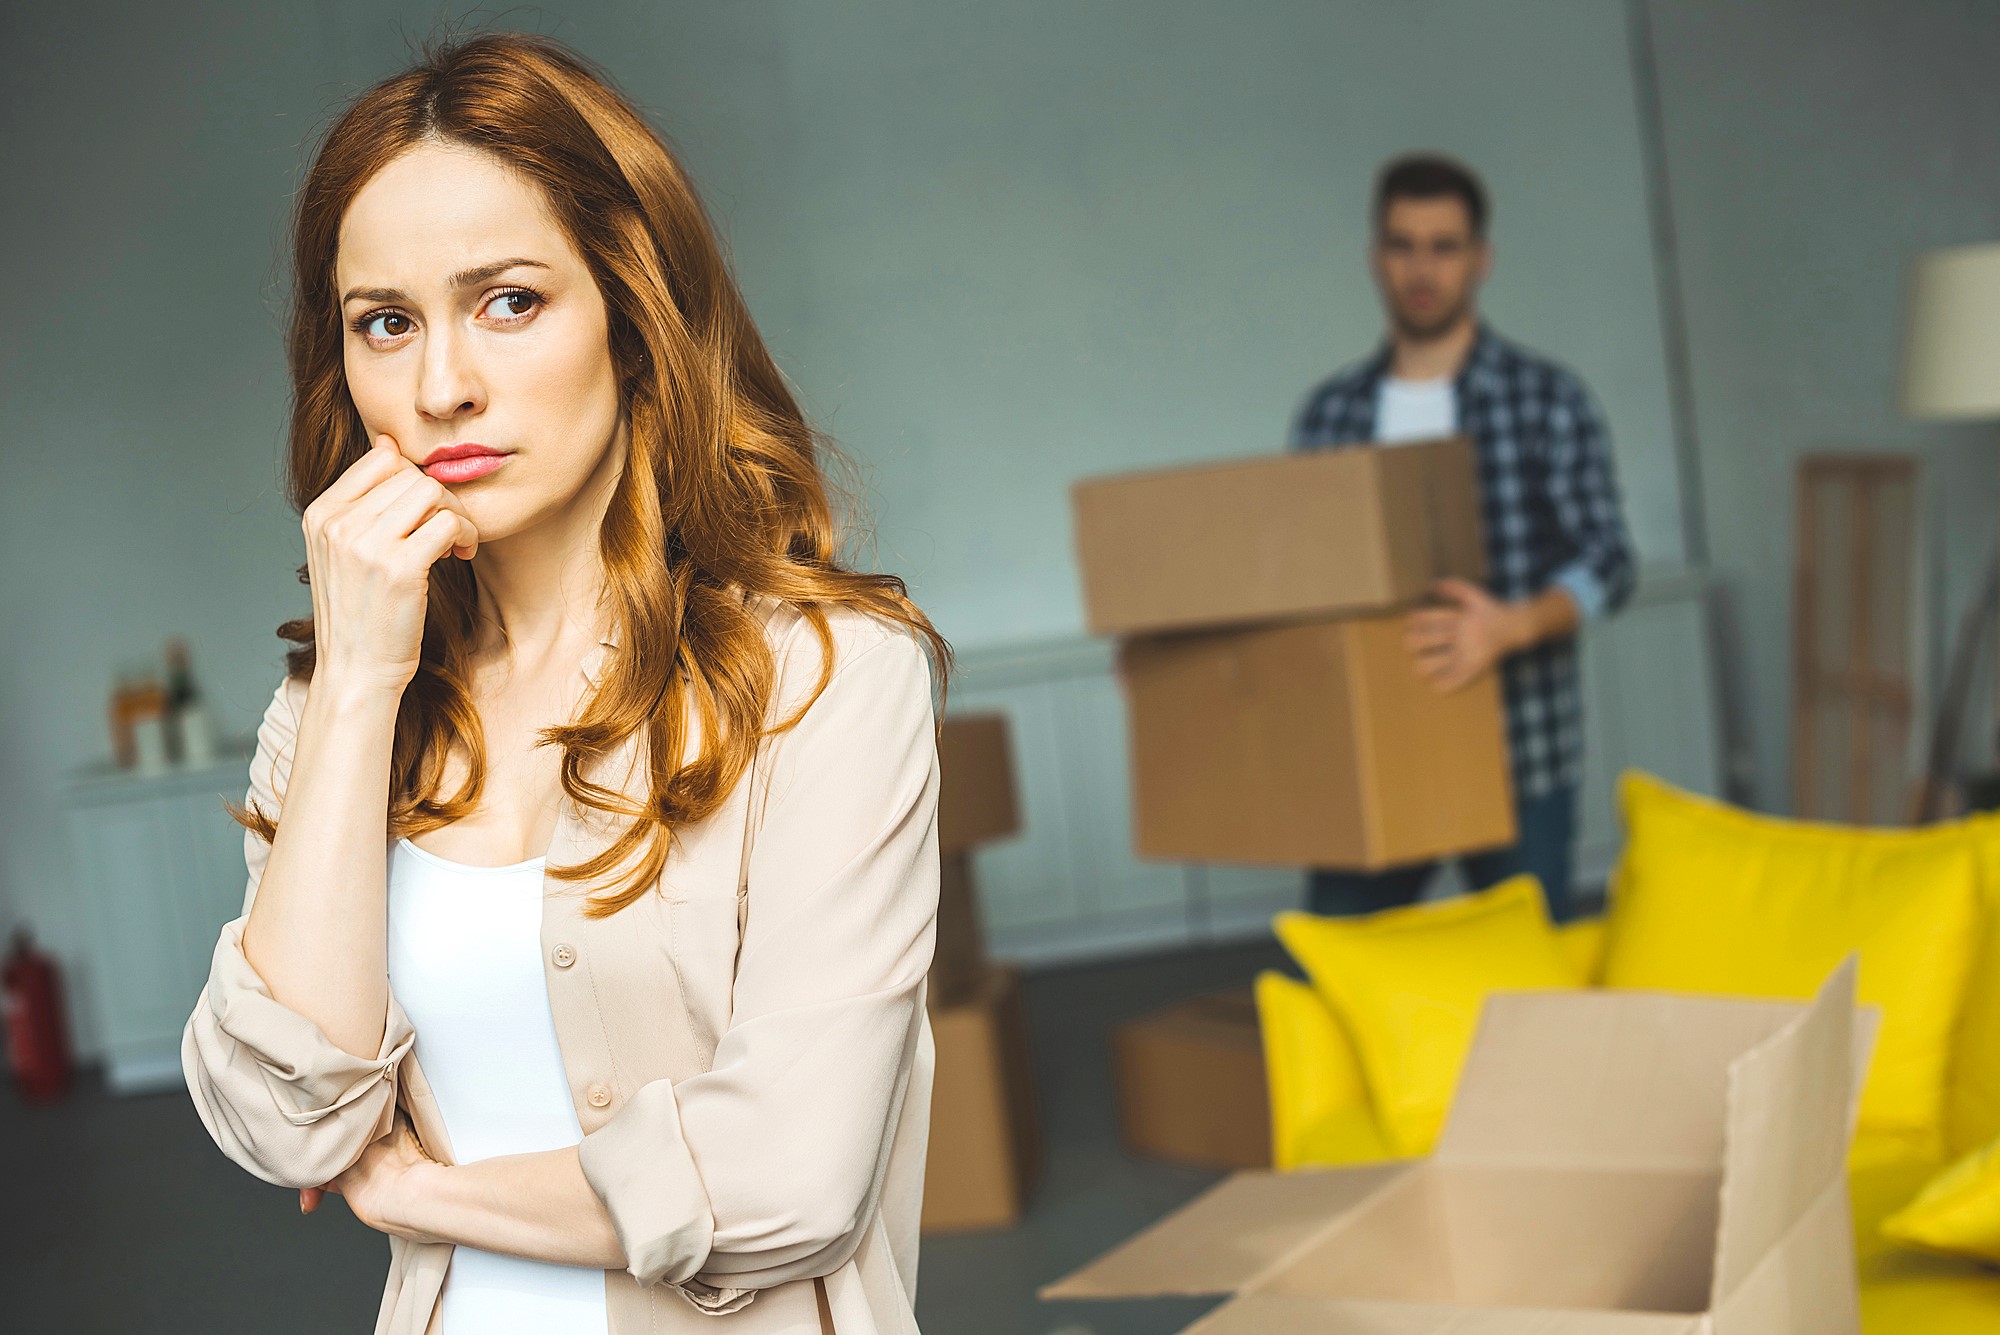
[3,927,74,1104]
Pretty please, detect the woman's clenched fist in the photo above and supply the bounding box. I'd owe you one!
[301,434,481,695]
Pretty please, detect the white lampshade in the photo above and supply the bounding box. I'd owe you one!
[1900,240,2000,420]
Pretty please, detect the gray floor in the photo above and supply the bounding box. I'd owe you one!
[1,936,1292,1334]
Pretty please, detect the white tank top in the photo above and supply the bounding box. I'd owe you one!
[386,836,610,1335]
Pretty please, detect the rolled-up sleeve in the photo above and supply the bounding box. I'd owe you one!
[576,624,940,1304]
[1542,374,1637,620]
[180,675,417,1191]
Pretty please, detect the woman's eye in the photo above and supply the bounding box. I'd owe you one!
[483,289,543,322]
[359,311,412,340]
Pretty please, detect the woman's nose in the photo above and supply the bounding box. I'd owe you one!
[415,327,484,421]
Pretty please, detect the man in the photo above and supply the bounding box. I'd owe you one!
[1289,152,1635,924]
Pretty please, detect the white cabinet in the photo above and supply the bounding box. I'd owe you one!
[62,743,254,1094]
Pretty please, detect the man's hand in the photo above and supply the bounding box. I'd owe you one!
[300,1109,448,1243]
[1405,577,1583,693]
[1404,577,1523,693]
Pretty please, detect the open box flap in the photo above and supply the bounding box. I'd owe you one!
[1436,988,1817,1170]
[1182,1293,1709,1335]
[1709,954,1877,1308]
[1038,1161,1412,1299]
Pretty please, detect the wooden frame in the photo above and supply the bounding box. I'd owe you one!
[1792,454,1920,824]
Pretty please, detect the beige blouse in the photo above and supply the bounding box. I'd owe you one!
[181,595,941,1334]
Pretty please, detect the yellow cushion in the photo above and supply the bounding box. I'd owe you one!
[1556,913,1609,983]
[1881,1132,2000,1266]
[1292,1102,1396,1168]
[1852,1150,2000,1330]
[1273,876,1585,1157]
[1254,970,1383,1170]
[1949,812,2000,1157]
[1600,770,1984,1154]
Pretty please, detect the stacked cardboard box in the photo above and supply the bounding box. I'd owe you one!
[930,713,1020,1008]
[1073,437,1517,870]
[1111,987,1270,1169]
[921,961,1043,1232]
[922,713,1042,1231]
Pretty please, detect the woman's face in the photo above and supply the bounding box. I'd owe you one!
[335,140,624,542]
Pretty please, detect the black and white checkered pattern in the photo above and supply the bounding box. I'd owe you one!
[1287,322,1636,798]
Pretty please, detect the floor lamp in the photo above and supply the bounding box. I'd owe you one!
[1901,240,2000,818]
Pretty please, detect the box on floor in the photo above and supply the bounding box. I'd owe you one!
[1045,958,1879,1333]
[922,961,1041,1232]
[1112,988,1270,1170]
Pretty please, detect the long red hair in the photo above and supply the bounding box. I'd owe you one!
[231,30,951,917]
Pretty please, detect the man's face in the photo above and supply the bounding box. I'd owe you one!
[1369,195,1491,341]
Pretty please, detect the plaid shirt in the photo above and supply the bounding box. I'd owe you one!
[1287,321,1635,799]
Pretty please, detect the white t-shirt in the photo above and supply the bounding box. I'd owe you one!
[1375,374,1456,443]
[386,836,610,1335]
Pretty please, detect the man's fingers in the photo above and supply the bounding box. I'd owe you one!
[1430,576,1483,607]
[1405,610,1459,640]
[1406,623,1458,654]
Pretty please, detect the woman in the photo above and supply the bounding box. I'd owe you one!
[180,29,949,1335]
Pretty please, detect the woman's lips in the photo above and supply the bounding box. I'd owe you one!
[423,453,510,483]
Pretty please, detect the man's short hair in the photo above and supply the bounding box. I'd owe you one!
[1373,152,1488,239]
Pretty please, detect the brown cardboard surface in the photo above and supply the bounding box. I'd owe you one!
[922,962,1041,1232]
[1111,988,1271,1169]
[1073,437,1487,636]
[1256,1161,1721,1310]
[1708,946,1864,1320]
[1437,990,1829,1170]
[1124,611,1516,869]
[1039,959,1873,1334]
[1180,1295,1706,1335]
[931,714,1018,1008]
[938,713,1021,854]
[1039,1163,1413,1299]
[930,849,986,1010]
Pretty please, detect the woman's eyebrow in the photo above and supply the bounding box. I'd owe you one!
[340,257,552,304]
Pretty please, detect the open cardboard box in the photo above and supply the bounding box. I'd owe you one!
[1043,957,1879,1333]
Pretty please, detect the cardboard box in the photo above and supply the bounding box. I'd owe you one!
[938,713,1022,854]
[1073,436,1487,637]
[1123,610,1516,869]
[931,715,1022,1007]
[1043,958,1879,1334]
[931,850,987,1010]
[1112,988,1270,1170]
[923,962,1042,1232]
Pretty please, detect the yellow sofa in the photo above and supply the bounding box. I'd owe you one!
[1256,772,2000,1332]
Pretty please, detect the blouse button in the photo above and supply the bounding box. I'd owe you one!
[587,1083,612,1108]
[552,943,576,968]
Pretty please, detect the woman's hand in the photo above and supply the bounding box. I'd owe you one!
[301,433,482,697]
[302,1109,449,1243]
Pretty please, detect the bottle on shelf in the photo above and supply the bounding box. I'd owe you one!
[108,661,167,772]
[163,637,216,768]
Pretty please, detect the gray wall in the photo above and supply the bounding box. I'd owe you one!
[1645,0,2000,809]
[8,0,1992,1061]
[3,0,1683,1061]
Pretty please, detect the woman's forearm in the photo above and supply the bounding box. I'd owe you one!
[239,674,404,1060]
[397,1146,626,1269]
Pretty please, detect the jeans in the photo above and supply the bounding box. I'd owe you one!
[1304,784,1579,923]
